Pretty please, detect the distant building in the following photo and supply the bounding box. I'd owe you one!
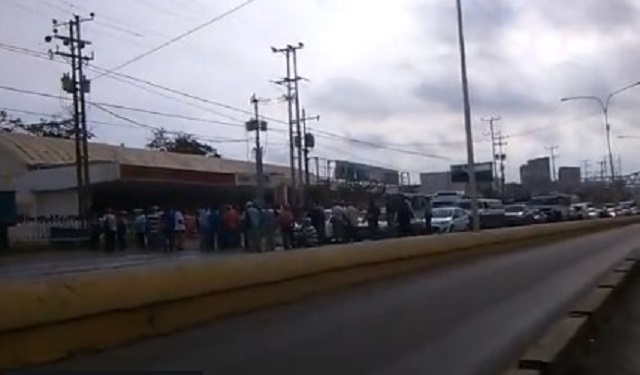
[558,166,581,192]
[419,171,466,195]
[520,157,551,194]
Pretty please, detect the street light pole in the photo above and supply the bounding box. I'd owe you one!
[561,81,640,184]
[455,0,479,231]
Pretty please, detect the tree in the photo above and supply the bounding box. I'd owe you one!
[146,128,221,157]
[0,110,93,140]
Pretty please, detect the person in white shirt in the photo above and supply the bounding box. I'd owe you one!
[174,210,186,251]
[346,203,360,242]
[330,202,347,243]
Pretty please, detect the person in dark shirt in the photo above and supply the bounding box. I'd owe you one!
[308,203,326,244]
[366,200,381,240]
[397,199,413,237]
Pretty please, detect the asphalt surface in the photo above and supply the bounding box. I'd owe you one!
[44,225,640,375]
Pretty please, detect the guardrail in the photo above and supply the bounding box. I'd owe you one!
[1,217,639,369]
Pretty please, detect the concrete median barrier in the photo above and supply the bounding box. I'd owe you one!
[1,217,639,369]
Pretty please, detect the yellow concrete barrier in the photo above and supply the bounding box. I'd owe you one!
[0,217,638,369]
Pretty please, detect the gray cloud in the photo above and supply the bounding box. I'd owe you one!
[536,0,639,33]
[309,78,397,120]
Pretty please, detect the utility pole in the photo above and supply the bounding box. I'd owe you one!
[481,116,501,184]
[617,155,623,177]
[45,13,94,224]
[581,159,591,181]
[299,108,319,187]
[312,156,321,185]
[247,94,268,206]
[290,43,306,206]
[456,0,479,231]
[545,145,559,181]
[599,158,607,181]
[496,131,507,199]
[272,43,304,206]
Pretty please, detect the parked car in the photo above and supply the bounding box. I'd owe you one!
[430,207,470,234]
[504,205,537,226]
[603,204,618,218]
[571,202,596,220]
[618,201,637,216]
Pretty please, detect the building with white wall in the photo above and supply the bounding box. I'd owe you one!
[0,132,292,216]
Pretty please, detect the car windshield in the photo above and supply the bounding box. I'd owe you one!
[458,201,471,210]
[432,200,457,208]
[528,197,558,206]
[505,205,524,213]
[432,208,454,218]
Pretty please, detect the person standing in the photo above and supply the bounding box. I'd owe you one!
[116,211,128,251]
[424,198,433,235]
[308,203,326,245]
[244,202,262,252]
[134,209,147,249]
[174,209,186,251]
[366,200,381,240]
[261,205,277,252]
[198,208,210,251]
[161,208,176,252]
[103,209,117,252]
[278,205,295,250]
[330,202,347,243]
[346,202,360,242]
[208,206,220,251]
[146,207,161,251]
[397,199,413,237]
[222,205,241,249]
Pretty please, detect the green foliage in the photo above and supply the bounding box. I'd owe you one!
[0,111,93,139]
[146,128,221,157]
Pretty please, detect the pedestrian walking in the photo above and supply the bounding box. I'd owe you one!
[116,211,128,251]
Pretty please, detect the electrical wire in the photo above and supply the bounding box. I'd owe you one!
[93,0,257,78]
[0,106,247,144]
[0,42,460,156]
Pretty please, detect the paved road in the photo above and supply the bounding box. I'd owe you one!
[44,225,640,375]
[0,249,244,280]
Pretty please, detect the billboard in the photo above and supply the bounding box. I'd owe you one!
[334,160,399,185]
[450,162,493,183]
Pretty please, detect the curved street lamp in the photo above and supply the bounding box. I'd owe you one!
[560,81,640,183]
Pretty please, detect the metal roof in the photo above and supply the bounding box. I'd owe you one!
[0,132,290,176]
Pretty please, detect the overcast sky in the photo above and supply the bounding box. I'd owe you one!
[1,0,640,182]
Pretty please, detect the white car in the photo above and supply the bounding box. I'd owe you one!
[431,207,470,233]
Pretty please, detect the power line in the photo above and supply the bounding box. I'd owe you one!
[0,42,465,154]
[1,106,248,144]
[93,0,257,78]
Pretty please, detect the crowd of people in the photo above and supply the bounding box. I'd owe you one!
[87,198,428,253]
[90,202,335,253]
